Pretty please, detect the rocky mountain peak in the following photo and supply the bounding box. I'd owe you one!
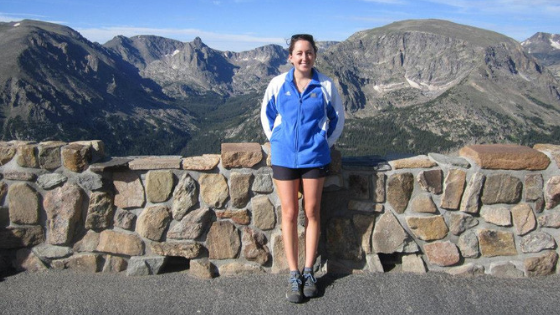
[521,31,560,80]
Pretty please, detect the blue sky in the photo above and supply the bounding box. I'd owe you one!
[1,0,559,52]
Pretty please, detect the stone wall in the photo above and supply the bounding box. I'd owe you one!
[1,140,560,278]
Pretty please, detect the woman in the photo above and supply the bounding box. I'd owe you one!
[260,34,344,303]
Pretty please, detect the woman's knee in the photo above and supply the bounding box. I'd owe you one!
[282,206,299,223]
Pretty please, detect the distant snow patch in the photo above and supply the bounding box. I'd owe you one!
[405,77,422,89]
[550,38,560,50]
[172,49,180,57]
[14,23,20,27]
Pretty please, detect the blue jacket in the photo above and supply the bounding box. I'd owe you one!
[260,68,345,168]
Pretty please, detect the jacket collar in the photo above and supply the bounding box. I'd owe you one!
[287,67,320,86]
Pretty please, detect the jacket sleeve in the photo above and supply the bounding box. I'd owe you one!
[260,81,277,140]
[326,80,345,147]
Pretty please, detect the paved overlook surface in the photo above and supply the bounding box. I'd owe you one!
[1,270,560,315]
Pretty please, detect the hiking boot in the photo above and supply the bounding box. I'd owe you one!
[302,270,318,298]
[286,271,302,303]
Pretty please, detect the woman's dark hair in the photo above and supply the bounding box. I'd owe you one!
[288,34,318,54]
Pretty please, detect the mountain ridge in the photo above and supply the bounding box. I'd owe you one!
[1,19,559,157]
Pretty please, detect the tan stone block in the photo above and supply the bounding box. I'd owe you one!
[524,251,558,277]
[480,206,512,227]
[553,152,560,169]
[544,176,560,210]
[241,227,270,265]
[229,172,252,208]
[477,229,517,257]
[3,171,36,181]
[417,169,443,195]
[113,172,145,209]
[113,208,136,231]
[481,174,522,205]
[189,258,217,279]
[8,183,40,225]
[16,143,39,168]
[181,154,220,170]
[70,140,105,163]
[14,248,48,272]
[150,242,202,259]
[372,211,418,254]
[460,172,485,214]
[103,255,128,273]
[38,141,66,170]
[146,170,174,203]
[44,184,84,245]
[215,209,251,225]
[511,203,536,236]
[489,262,523,278]
[387,173,414,213]
[447,263,485,277]
[460,144,550,170]
[221,142,263,168]
[447,212,479,236]
[424,241,460,267]
[167,208,212,240]
[73,230,100,252]
[533,143,560,152]
[0,142,16,165]
[199,174,229,208]
[251,195,276,230]
[374,173,386,203]
[218,262,265,276]
[66,254,102,272]
[136,205,171,241]
[401,254,426,273]
[97,230,144,256]
[326,217,363,261]
[62,143,90,172]
[524,174,544,202]
[0,225,44,249]
[411,194,438,213]
[458,230,479,258]
[206,221,240,259]
[85,191,114,230]
[538,211,560,228]
[390,155,437,169]
[171,173,198,221]
[406,215,449,241]
[263,142,271,166]
[441,169,466,210]
[128,156,182,170]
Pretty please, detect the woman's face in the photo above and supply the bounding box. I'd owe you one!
[289,39,316,75]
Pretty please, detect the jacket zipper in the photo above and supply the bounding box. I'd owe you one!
[295,86,302,168]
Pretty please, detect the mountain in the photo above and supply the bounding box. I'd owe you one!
[105,36,291,97]
[1,19,559,158]
[522,32,560,80]
[313,20,560,155]
[0,20,194,155]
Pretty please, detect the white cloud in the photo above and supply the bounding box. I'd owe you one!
[0,12,47,22]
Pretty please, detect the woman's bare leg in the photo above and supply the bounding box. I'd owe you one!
[274,179,301,272]
[301,177,325,268]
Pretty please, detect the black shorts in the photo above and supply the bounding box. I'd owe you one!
[272,165,330,180]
